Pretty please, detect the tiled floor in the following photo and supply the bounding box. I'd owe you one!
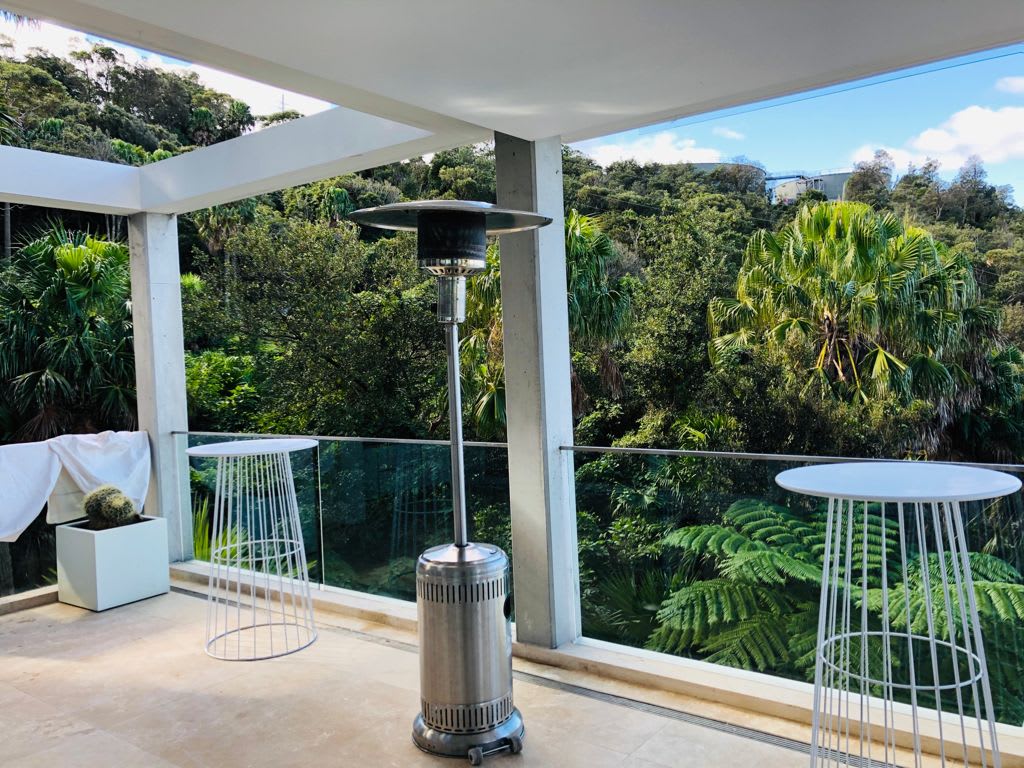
[0,591,806,767]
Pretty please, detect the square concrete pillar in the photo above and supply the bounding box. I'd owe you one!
[495,133,580,648]
[128,212,192,562]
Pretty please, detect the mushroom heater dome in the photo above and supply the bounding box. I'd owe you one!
[349,200,551,765]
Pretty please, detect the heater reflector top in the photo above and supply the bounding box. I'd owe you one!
[348,200,551,234]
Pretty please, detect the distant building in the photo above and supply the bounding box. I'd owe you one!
[771,171,853,204]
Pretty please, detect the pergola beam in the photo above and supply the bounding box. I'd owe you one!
[0,146,140,215]
[1,110,484,217]
[138,107,480,214]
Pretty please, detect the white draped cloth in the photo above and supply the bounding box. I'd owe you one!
[0,431,151,542]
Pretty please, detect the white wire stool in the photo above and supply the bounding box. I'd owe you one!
[187,438,319,661]
[778,463,1020,768]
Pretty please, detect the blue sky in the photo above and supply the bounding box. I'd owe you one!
[573,44,1024,200]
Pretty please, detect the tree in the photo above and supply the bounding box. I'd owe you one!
[946,156,1006,228]
[0,226,135,441]
[709,201,1021,455]
[891,159,945,222]
[208,212,443,437]
[845,150,893,209]
[0,99,18,261]
[564,209,633,412]
[461,210,633,435]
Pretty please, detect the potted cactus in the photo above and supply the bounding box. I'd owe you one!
[56,485,169,611]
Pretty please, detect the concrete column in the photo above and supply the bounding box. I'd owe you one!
[495,133,580,648]
[128,212,192,561]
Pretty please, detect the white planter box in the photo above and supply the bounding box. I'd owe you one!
[56,515,169,611]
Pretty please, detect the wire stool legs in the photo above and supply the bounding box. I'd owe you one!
[205,451,317,661]
[810,498,1000,767]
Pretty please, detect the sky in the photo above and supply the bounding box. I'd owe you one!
[0,17,333,117]
[3,17,1023,199]
[574,44,1024,199]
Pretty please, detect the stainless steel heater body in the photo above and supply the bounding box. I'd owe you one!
[349,201,551,765]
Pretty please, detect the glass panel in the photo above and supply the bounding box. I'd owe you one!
[572,449,1024,726]
[317,440,511,601]
[186,434,321,586]
[0,512,55,597]
[184,434,512,604]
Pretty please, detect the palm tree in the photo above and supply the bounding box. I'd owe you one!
[1,102,21,261]
[462,209,633,434]
[565,209,633,412]
[709,201,1017,451]
[189,200,258,305]
[0,226,135,440]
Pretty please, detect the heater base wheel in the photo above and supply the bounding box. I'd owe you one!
[413,708,525,763]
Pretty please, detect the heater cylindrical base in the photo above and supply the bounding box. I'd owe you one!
[413,708,524,764]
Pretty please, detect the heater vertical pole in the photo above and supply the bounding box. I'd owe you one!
[445,321,468,547]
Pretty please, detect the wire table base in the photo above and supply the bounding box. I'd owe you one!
[777,463,1020,768]
[188,439,318,661]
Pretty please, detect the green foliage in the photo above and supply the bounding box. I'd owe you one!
[193,211,442,437]
[637,497,1024,720]
[709,201,1024,456]
[83,485,138,530]
[184,350,260,432]
[461,210,633,436]
[0,226,134,440]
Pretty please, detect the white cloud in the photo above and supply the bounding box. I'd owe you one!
[581,130,721,167]
[0,18,332,120]
[996,76,1024,94]
[851,105,1024,171]
[712,126,745,140]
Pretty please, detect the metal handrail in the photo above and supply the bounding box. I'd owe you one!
[172,431,1024,473]
[561,444,1024,472]
[173,430,508,450]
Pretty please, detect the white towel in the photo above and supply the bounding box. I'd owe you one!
[0,441,62,542]
[46,431,151,517]
[0,431,151,542]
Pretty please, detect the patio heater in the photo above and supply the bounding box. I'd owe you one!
[349,200,551,765]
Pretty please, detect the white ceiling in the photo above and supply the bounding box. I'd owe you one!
[8,0,1024,142]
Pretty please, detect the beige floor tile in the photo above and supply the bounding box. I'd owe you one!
[0,683,97,761]
[0,591,851,768]
[627,720,804,768]
[7,729,180,768]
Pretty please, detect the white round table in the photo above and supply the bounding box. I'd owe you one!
[187,438,319,660]
[776,462,1020,768]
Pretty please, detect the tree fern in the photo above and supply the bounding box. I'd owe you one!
[719,548,822,585]
[655,578,793,643]
[649,496,1024,721]
[699,613,794,671]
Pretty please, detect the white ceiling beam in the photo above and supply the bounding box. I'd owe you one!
[0,146,140,214]
[8,0,1024,143]
[138,107,483,214]
[1,0,485,137]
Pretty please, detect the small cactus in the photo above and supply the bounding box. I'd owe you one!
[83,485,139,530]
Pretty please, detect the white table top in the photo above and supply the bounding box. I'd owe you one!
[185,438,318,458]
[776,461,1021,502]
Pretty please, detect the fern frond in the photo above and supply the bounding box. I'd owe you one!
[720,549,822,585]
[655,579,793,646]
[699,613,792,671]
[662,524,765,560]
